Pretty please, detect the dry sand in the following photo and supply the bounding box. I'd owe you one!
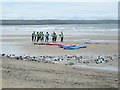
[2,58,118,88]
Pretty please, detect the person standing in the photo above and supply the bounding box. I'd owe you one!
[45,32,49,42]
[54,32,57,42]
[51,31,57,42]
[59,32,64,42]
[32,31,36,42]
[41,32,44,42]
[37,32,41,42]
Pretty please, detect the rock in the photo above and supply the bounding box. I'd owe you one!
[54,59,59,61]
[67,56,73,58]
[61,59,64,60]
[12,54,15,56]
[79,56,83,59]
[76,59,80,60]
[73,55,77,58]
[37,59,42,62]
[2,54,5,56]
[44,60,51,63]
[48,56,53,58]
[83,61,86,63]
[31,59,37,62]
[19,56,23,60]
[15,56,20,60]
[96,62,100,64]
[33,56,36,59]
[95,59,98,61]
[69,62,74,65]
[6,55,10,58]
[78,61,82,63]
[67,59,71,61]
[24,56,30,59]
[104,60,109,63]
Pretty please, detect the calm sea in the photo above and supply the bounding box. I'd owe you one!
[0,24,118,36]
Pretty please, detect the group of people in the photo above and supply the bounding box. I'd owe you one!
[32,31,64,42]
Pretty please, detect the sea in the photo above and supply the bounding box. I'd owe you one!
[1,24,118,36]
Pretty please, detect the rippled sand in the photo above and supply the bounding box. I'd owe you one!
[2,58,118,88]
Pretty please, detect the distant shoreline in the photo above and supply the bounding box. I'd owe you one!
[1,20,118,25]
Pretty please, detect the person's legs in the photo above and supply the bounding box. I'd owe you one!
[46,37,49,42]
[54,38,55,42]
[37,37,39,42]
[61,37,63,42]
[52,38,54,42]
[41,37,44,41]
[42,37,44,41]
[34,36,36,41]
[40,37,42,41]
[55,37,57,42]
[32,36,34,41]
[45,37,47,42]
[45,38,47,42]
[48,37,49,41]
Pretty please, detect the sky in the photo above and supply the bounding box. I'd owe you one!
[1,0,118,20]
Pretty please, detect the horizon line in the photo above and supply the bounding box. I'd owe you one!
[0,19,118,20]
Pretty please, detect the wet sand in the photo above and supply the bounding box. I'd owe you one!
[1,34,118,56]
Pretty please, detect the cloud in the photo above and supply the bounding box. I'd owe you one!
[1,2,118,20]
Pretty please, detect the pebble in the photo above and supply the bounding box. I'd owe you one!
[68,62,74,65]
[0,53,118,65]
[2,54,6,56]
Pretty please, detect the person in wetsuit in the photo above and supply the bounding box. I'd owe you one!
[51,31,57,42]
[32,31,36,42]
[59,32,64,42]
[45,32,49,42]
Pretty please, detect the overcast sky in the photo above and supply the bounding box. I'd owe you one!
[1,0,118,20]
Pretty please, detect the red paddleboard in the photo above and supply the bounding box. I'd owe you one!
[49,43,73,45]
[58,44,73,45]
[49,43,60,45]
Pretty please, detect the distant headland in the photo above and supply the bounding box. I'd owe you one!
[1,20,117,25]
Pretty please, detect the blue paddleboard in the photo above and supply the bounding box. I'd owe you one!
[59,45,76,48]
[64,46,86,49]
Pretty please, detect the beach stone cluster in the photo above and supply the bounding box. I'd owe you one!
[1,54,119,65]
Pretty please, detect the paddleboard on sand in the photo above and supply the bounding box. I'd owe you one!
[49,43,61,45]
[58,44,73,45]
[85,42,98,44]
[59,45,76,48]
[34,42,49,45]
[64,46,86,49]
[49,43,73,45]
[34,43,73,46]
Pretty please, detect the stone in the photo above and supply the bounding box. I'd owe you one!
[12,54,15,56]
[15,56,20,60]
[2,54,5,56]
[69,62,74,65]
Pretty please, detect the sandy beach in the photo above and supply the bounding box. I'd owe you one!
[2,57,118,88]
[1,31,119,88]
